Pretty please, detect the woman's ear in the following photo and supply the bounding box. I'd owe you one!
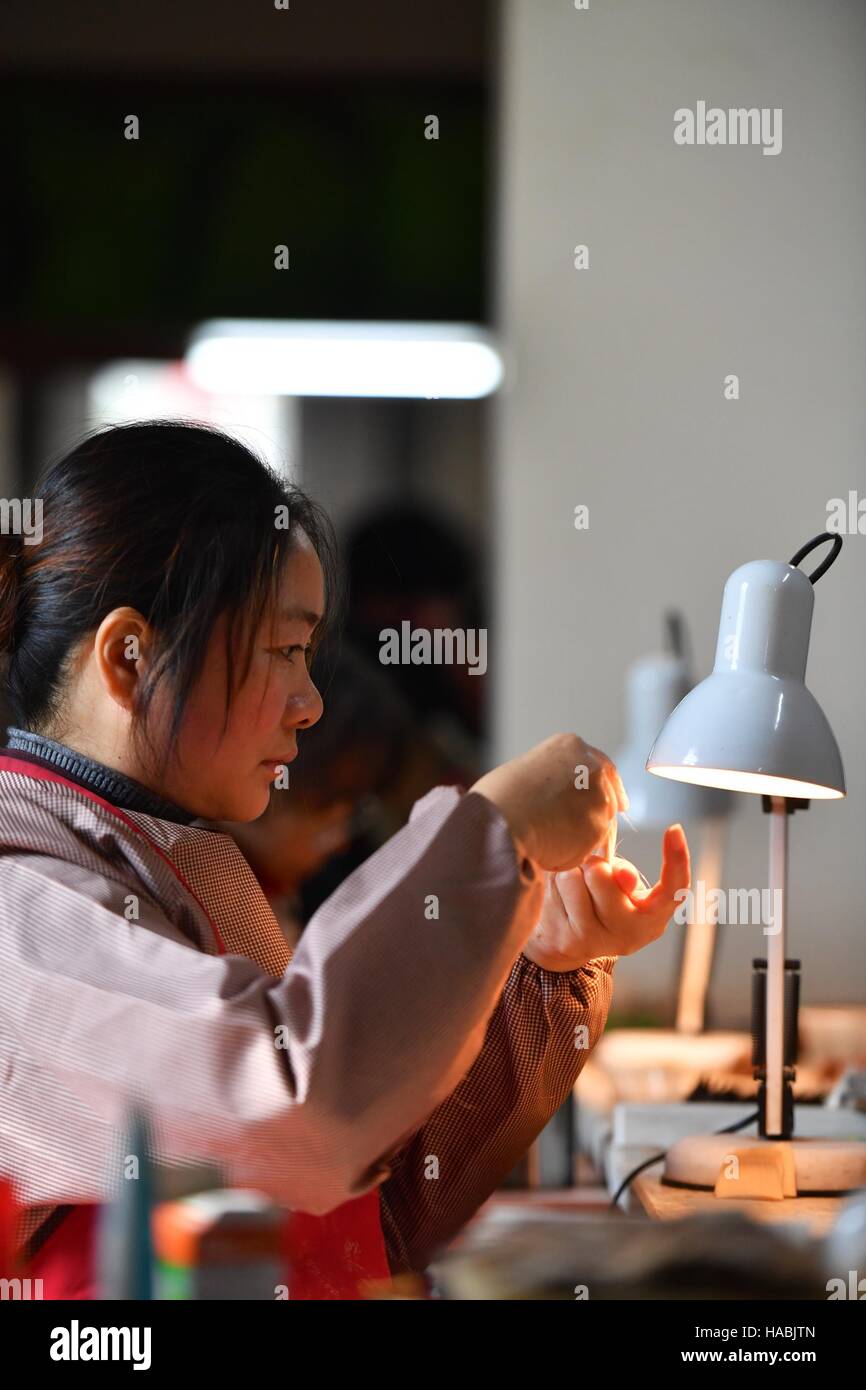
[92,606,153,712]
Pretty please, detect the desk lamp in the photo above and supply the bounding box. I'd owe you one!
[646,533,866,1194]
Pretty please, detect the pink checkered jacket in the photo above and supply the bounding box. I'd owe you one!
[0,747,614,1275]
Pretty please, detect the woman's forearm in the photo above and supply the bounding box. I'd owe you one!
[378,952,615,1276]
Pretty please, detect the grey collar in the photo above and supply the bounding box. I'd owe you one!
[4,727,198,825]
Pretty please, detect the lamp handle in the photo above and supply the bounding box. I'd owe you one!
[788,531,842,584]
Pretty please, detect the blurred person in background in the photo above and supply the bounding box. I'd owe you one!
[345,504,487,813]
[220,641,412,948]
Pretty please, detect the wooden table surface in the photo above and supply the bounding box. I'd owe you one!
[633,1170,844,1236]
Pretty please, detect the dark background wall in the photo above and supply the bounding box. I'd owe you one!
[0,0,495,366]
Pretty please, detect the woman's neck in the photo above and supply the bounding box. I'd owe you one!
[3,726,197,825]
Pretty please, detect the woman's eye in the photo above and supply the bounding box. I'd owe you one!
[277,644,312,664]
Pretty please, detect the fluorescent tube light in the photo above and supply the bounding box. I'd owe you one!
[186,320,504,399]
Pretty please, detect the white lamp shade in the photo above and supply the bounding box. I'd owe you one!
[646,559,845,799]
[616,653,731,827]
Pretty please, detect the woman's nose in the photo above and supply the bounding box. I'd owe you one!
[293,671,324,730]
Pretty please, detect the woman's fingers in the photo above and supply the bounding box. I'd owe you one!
[583,825,690,922]
[582,856,632,924]
[612,862,640,894]
[470,734,629,872]
[586,745,629,815]
[631,824,690,914]
[554,864,601,926]
[546,826,691,962]
[593,806,617,863]
[594,766,626,860]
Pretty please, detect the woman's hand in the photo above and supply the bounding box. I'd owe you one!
[522,824,690,971]
[469,733,628,872]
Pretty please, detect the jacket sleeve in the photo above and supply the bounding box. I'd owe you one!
[0,787,543,1215]
[378,951,616,1275]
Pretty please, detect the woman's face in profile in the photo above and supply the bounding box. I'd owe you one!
[157,530,325,822]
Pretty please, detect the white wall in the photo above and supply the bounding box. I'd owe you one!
[494,0,866,1022]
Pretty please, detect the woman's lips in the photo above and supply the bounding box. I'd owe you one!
[260,750,298,770]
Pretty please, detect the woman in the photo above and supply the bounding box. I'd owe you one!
[0,421,689,1299]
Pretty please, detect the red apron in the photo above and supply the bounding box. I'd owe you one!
[1,755,391,1300]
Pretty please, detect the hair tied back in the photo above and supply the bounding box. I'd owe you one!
[0,530,24,656]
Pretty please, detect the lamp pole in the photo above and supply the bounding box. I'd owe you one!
[766,796,788,1137]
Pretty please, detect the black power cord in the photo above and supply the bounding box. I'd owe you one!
[608,1109,760,1211]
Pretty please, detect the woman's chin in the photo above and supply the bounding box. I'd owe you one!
[215,785,272,824]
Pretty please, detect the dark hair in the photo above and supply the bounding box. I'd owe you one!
[0,420,340,772]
